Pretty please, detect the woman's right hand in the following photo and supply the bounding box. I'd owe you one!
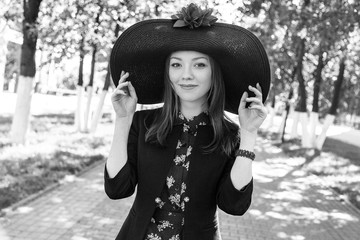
[111,71,138,118]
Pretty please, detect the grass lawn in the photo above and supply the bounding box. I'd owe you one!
[0,112,113,212]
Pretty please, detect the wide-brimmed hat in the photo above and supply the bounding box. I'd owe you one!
[110,4,271,114]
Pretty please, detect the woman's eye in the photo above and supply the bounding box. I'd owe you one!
[195,63,207,68]
[171,63,181,68]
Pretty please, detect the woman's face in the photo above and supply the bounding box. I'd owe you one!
[168,51,212,108]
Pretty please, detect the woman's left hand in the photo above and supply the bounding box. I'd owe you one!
[238,83,268,134]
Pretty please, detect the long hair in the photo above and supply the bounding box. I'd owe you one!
[145,54,239,157]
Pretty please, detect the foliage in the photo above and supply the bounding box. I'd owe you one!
[236,0,359,121]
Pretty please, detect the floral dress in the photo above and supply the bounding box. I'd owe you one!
[144,112,210,240]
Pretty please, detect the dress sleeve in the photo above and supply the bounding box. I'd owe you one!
[104,111,140,199]
[216,139,253,215]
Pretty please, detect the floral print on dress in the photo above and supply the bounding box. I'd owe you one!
[145,111,210,240]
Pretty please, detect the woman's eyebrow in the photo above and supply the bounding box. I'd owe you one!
[170,56,208,61]
[192,57,208,61]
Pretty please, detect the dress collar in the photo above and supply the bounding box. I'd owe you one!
[175,111,210,127]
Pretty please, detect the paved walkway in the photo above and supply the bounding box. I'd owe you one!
[1,137,360,240]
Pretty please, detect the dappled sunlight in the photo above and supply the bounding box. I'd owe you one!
[97,217,116,225]
[253,159,295,182]
[280,177,312,191]
[265,156,306,167]
[248,141,360,239]
[277,232,305,240]
[50,197,63,203]
[291,207,330,223]
[56,215,76,228]
[306,152,360,174]
[248,208,262,216]
[303,152,360,209]
[329,210,359,226]
[254,139,284,156]
[0,227,10,240]
[87,183,104,191]
[265,211,288,220]
[59,175,85,184]
[249,199,359,230]
[15,206,33,214]
[266,190,305,202]
[71,236,90,240]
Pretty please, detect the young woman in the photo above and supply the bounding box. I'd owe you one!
[105,4,271,240]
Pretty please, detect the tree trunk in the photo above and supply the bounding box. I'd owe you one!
[295,38,307,112]
[0,22,7,93]
[293,38,310,147]
[10,0,42,144]
[266,95,276,130]
[312,49,324,113]
[84,6,102,132]
[310,48,325,146]
[309,112,319,147]
[316,56,346,150]
[316,114,335,150]
[280,88,294,142]
[90,18,120,133]
[329,57,346,115]
[75,34,85,131]
[90,64,111,133]
[84,45,96,132]
[300,112,311,147]
[290,111,300,138]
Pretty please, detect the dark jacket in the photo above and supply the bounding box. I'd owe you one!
[104,108,253,240]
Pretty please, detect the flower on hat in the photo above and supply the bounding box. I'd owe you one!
[171,3,218,29]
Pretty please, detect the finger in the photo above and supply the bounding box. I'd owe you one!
[248,85,262,98]
[114,83,128,93]
[118,72,129,84]
[238,91,248,110]
[248,105,263,111]
[115,89,127,95]
[256,83,263,92]
[116,81,129,90]
[246,97,262,105]
[128,82,138,100]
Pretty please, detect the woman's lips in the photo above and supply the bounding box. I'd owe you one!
[179,84,198,90]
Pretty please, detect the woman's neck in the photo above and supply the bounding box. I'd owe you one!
[180,101,208,119]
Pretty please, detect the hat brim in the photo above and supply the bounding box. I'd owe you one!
[110,19,271,114]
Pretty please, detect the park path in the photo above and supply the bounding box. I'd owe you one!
[1,137,360,240]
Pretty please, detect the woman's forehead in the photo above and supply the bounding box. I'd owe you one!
[170,50,209,60]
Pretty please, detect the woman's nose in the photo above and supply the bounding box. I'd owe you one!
[182,65,193,80]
